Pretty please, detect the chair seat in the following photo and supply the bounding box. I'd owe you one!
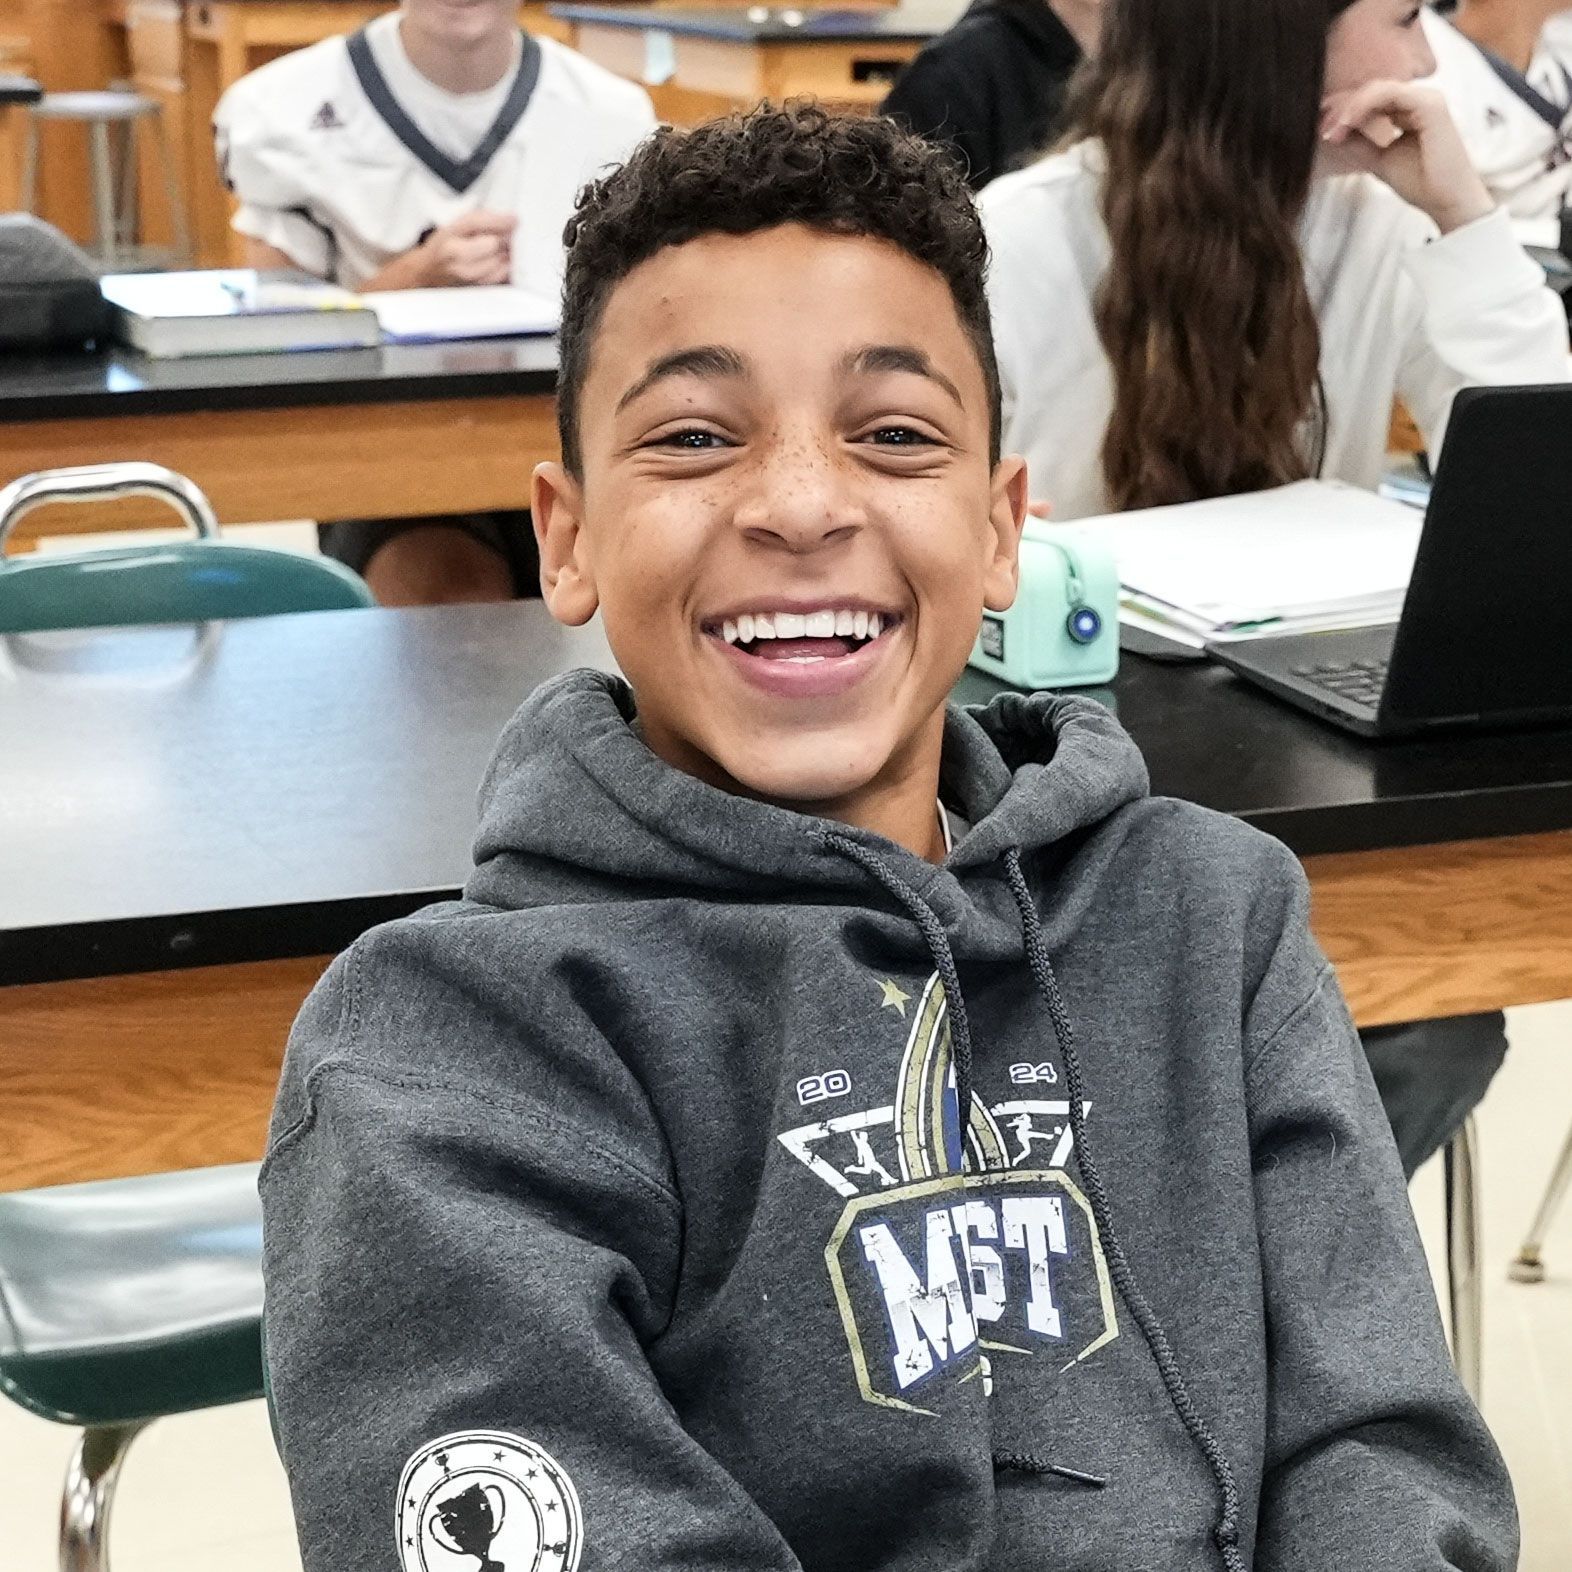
[0,1164,264,1427]
[33,90,157,122]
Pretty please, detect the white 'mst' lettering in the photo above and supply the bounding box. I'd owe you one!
[950,1200,1006,1324]
[858,1213,978,1389]
[1002,1195,1069,1339]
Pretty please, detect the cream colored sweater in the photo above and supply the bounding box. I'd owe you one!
[980,141,1570,518]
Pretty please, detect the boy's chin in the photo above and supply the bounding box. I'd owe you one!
[715,732,908,814]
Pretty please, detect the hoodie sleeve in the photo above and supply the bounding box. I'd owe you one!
[262,933,804,1572]
[1241,859,1518,1570]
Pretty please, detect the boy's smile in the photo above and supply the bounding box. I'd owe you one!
[705,599,901,699]
[534,223,1026,851]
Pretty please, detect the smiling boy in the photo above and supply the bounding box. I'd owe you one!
[262,107,1516,1571]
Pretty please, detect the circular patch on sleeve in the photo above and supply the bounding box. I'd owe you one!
[395,1430,583,1572]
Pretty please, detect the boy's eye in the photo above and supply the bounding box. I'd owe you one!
[863,426,936,447]
[1401,6,1421,24]
[649,428,730,450]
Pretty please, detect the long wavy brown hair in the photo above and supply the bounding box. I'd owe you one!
[1062,0,1357,510]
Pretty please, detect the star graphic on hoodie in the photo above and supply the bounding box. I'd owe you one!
[877,979,911,1017]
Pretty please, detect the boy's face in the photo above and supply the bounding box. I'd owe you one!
[534,224,1026,809]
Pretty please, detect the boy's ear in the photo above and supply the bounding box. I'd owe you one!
[983,454,1030,613]
[532,461,600,625]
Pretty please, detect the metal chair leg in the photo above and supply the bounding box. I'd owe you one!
[114,119,138,255]
[20,112,38,213]
[59,1422,146,1572]
[1509,1117,1572,1284]
[1444,1118,1483,1404]
[88,120,117,265]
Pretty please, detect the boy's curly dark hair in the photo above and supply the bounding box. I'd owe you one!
[557,103,1000,475]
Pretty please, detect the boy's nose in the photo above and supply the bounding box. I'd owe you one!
[733,441,865,549]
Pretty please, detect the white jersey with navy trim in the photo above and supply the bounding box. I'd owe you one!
[1421,8,1572,235]
[214,14,656,291]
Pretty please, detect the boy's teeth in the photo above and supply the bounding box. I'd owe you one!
[717,607,893,644]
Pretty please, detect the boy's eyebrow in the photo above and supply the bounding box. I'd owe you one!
[617,345,748,411]
[841,345,964,408]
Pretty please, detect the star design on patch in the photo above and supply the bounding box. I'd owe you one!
[877,978,912,1016]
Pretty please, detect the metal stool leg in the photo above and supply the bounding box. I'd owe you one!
[20,111,38,212]
[59,1422,146,1572]
[1509,1117,1572,1284]
[1444,1117,1483,1404]
[114,119,138,254]
[87,120,117,264]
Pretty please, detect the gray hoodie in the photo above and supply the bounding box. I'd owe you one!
[263,671,1517,1572]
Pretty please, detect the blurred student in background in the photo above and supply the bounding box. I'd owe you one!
[881,0,1102,189]
[215,0,653,604]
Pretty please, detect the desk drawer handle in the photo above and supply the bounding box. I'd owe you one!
[0,462,220,556]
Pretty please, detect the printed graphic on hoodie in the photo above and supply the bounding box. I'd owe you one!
[778,975,1119,1416]
[395,1430,583,1572]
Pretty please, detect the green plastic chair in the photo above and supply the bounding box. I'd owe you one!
[0,462,372,633]
[0,1164,264,1571]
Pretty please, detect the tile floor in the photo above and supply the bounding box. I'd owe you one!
[1,1000,1567,1569]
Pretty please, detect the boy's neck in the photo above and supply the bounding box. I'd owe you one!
[807,770,950,865]
[397,14,517,93]
[1452,0,1560,72]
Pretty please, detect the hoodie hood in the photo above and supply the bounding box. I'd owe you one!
[468,668,1149,907]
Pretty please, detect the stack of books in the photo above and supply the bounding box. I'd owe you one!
[99,270,559,358]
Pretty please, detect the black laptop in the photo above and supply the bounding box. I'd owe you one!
[1205,384,1572,738]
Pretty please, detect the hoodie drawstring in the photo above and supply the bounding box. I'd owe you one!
[825,832,978,1132]
[1001,848,1246,1572]
[822,828,1245,1572]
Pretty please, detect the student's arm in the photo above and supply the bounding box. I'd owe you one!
[357,211,518,292]
[264,930,803,1572]
[239,237,299,273]
[1323,79,1571,453]
[1243,853,1518,1570]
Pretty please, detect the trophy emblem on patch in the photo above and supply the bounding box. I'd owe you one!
[431,1480,506,1570]
[396,1430,583,1572]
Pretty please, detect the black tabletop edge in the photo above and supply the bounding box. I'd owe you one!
[1237,786,1572,859]
[0,889,459,988]
[0,359,558,422]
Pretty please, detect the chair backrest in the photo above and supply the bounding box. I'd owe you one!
[0,462,374,632]
[0,541,374,632]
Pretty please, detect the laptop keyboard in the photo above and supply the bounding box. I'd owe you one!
[1291,656,1389,710]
